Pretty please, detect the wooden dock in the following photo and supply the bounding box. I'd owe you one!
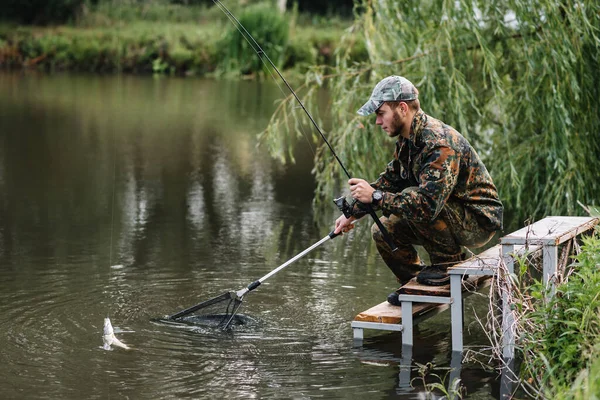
[351,216,599,352]
[354,275,489,325]
[351,275,490,340]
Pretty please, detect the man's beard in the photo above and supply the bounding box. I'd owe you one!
[388,109,403,137]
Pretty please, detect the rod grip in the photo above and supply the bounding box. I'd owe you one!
[328,230,340,239]
[247,280,261,292]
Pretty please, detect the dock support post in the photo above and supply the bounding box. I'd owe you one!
[353,327,364,341]
[501,244,515,359]
[398,344,413,389]
[450,274,463,352]
[448,351,463,391]
[401,301,413,346]
[500,357,517,399]
[543,244,558,299]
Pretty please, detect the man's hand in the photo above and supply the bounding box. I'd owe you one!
[334,214,357,235]
[349,178,375,203]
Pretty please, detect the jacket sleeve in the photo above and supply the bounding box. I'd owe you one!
[348,159,399,218]
[378,145,459,223]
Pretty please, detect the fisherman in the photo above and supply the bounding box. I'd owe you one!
[333,76,503,303]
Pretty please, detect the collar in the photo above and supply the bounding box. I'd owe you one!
[408,108,427,145]
[396,109,426,152]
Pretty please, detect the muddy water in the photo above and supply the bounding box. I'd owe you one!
[0,71,501,399]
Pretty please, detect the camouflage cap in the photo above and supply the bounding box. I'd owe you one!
[357,76,419,116]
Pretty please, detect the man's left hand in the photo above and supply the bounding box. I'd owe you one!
[348,178,374,203]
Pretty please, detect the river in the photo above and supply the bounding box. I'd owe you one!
[0,71,502,399]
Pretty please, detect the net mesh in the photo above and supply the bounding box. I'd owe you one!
[169,292,244,330]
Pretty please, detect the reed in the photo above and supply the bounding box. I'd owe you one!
[472,225,600,397]
[217,2,289,76]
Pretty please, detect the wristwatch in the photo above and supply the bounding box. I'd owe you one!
[372,190,383,205]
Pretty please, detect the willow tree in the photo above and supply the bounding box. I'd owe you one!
[262,0,600,229]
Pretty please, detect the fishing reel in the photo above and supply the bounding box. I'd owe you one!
[333,196,355,218]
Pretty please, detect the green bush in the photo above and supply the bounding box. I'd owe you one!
[519,228,600,397]
[283,36,316,70]
[218,2,289,75]
[345,37,368,64]
[168,44,193,71]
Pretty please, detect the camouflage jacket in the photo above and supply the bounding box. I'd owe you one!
[353,109,503,231]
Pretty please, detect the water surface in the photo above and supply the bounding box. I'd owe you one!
[0,71,501,399]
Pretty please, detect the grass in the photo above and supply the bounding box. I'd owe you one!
[0,1,362,76]
[483,226,600,398]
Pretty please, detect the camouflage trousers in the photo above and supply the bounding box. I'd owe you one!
[371,188,495,284]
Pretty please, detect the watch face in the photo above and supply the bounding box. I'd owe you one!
[373,191,383,201]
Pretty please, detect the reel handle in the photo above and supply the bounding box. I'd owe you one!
[333,195,398,252]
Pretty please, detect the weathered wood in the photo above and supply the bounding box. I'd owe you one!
[398,275,486,296]
[354,300,439,324]
[354,275,490,324]
[449,243,543,275]
[501,216,599,246]
[451,244,503,271]
[352,216,599,350]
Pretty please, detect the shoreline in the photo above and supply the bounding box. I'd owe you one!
[0,20,365,77]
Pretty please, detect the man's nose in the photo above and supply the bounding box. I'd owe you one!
[375,116,382,125]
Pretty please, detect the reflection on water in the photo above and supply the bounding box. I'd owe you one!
[0,71,500,399]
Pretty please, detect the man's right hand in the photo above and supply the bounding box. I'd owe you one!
[334,214,357,235]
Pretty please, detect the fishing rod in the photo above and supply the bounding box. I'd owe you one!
[212,0,397,252]
[168,224,358,328]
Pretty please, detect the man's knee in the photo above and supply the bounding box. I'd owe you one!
[371,221,381,240]
[372,220,397,251]
[371,219,391,244]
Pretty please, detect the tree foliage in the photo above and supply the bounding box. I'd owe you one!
[262,0,600,229]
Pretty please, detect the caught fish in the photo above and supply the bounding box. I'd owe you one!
[102,317,130,350]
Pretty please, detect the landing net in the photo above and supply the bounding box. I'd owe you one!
[168,291,244,330]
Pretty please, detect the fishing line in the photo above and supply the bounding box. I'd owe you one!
[108,3,123,271]
[213,0,399,252]
[108,129,118,268]
[213,0,318,158]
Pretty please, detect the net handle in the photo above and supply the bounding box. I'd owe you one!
[236,220,361,298]
[168,221,361,321]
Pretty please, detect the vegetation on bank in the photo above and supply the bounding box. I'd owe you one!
[0,1,366,76]
[507,227,600,398]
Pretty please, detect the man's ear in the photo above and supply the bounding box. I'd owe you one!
[402,102,411,113]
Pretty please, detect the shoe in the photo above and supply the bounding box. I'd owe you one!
[387,290,401,306]
[416,265,450,286]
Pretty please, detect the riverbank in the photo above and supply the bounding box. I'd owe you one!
[505,226,600,397]
[0,3,366,76]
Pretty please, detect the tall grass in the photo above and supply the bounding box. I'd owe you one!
[495,227,600,397]
[217,2,289,75]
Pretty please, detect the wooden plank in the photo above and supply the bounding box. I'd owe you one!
[354,275,490,324]
[449,243,543,274]
[398,275,486,296]
[354,300,439,324]
[455,245,503,270]
[501,216,598,246]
